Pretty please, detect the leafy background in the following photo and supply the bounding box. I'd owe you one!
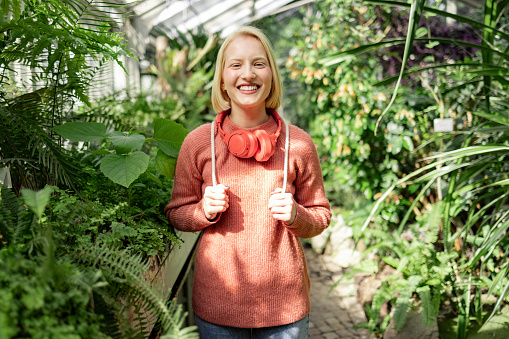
[2,0,509,338]
[268,0,509,338]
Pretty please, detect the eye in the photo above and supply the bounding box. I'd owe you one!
[254,62,266,67]
[229,63,241,68]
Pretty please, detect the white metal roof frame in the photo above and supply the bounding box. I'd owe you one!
[125,0,306,38]
[152,0,296,37]
[124,0,482,39]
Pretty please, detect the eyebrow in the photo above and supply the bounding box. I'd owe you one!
[226,56,269,63]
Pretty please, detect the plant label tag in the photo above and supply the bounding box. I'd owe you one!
[433,118,454,132]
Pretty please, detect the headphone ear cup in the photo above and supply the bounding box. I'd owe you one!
[228,131,258,158]
[253,129,275,162]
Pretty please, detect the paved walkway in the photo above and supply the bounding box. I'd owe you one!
[305,246,375,339]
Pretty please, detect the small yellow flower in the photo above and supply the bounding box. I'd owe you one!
[343,145,351,155]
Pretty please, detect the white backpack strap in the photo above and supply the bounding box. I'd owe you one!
[282,119,290,193]
[211,120,217,187]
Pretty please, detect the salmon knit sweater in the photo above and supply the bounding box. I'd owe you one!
[165,112,331,328]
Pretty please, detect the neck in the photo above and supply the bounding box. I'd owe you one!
[229,105,269,128]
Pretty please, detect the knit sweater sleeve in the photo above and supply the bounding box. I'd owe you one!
[164,125,218,232]
[285,127,331,239]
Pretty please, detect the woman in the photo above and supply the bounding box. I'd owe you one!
[165,26,331,338]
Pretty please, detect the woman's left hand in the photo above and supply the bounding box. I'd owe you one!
[268,188,296,225]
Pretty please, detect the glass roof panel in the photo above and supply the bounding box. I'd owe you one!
[125,0,299,38]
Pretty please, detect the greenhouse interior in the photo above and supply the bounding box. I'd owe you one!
[1,0,509,338]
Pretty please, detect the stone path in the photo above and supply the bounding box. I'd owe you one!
[305,216,376,339]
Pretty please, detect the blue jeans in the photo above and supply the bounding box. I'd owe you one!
[194,314,309,339]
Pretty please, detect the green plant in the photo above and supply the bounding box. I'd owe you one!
[0,0,132,193]
[1,2,199,337]
[149,28,219,131]
[285,0,437,208]
[351,203,452,335]
[53,119,188,187]
[0,183,197,338]
[321,0,509,337]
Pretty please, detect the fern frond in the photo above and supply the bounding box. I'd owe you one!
[72,244,195,337]
[1,0,131,108]
[416,285,440,327]
[0,103,81,191]
[423,202,442,244]
[0,184,37,250]
[0,185,19,246]
[393,275,423,330]
[159,302,198,339]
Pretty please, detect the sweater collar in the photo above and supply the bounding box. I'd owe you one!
[221,109,279,135]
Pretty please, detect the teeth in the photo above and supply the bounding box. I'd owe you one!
[239,85,258,91]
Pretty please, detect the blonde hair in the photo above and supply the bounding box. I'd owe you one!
[211,26,282,113]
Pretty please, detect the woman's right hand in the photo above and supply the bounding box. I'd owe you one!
[203,184,229,220]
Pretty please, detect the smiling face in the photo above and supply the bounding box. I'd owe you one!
[221,35,272,116]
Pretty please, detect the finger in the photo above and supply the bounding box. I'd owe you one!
[269,205,293,214]
[270,191,292,200]
[204,202,229,216]
[206,198,228,207]
[268,195,293,208]
[270,212,291,222]
[205,192,228,202]
[207,204,229,214]
[205,185,228,195]
[270,188,283,195]
[212,184,229,194]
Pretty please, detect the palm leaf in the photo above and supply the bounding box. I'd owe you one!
[364,0,509,41]
[322,37,509,66]
[375,63,505,87]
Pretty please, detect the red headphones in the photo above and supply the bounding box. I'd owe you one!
[216,108,282,162]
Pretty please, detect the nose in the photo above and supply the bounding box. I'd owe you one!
[242,66,256,79]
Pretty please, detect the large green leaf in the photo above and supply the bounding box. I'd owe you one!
[53,122,107,142]
[426,145,509,161]
[473,111,509,126]
[372,0,425,131]
[486,262,509,301]
[471,211,509,256]
[487,178,509,187]
[99,151,149,188]
[322,38,509,67]
[153,119,189,157]
[482,280,509,330]
[108,131,146,155]
[20,186,53,218]
[365,0,509,41]
[375,63,505,87]
[155,149,177,180]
